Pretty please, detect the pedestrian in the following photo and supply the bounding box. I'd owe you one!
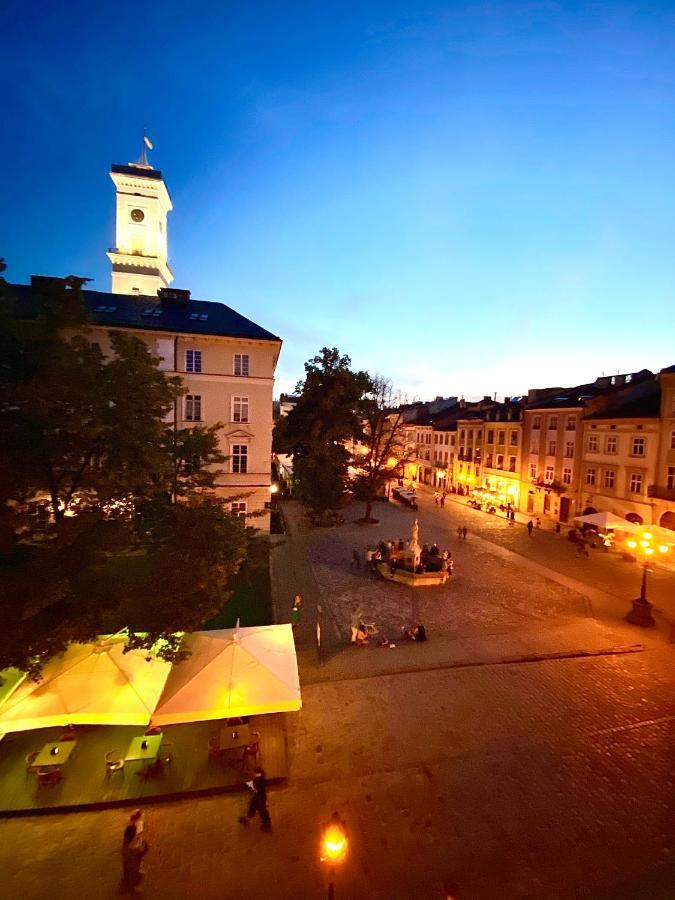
[351,548,360,568]
[462,526,467,540]
[350,606,364,644]
[527,519,534,536]
[120,819,148,893]
[291,595,302,629]
[433,491,439,505]
[535,517,541,529]
[457,525,462,540]
[555,522,561,535]
[440,492,446,508]
[239,766,272,832]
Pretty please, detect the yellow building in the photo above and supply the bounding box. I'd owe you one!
[651,365,675,531]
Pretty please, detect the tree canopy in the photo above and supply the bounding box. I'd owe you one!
[0,273,247,677]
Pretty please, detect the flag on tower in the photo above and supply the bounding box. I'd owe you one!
[144,136,153,150]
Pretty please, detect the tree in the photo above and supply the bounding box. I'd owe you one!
[274,348,371,513]
[353,376,411,523]
[0,274,247,676]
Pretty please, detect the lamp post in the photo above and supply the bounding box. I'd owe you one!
[624,531,669,627]
[320,812,348,899]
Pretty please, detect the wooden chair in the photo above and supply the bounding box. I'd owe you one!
[105,751,124,776]
[208,736,222,760]
[25,751,39,777]
[37,768,63,786]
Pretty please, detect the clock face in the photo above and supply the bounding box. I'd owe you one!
[131,208,145,223]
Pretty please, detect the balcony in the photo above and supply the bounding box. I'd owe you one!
[648,485,675,501]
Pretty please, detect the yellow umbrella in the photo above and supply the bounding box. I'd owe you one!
[151,625,301,726]
[0,636,172,734]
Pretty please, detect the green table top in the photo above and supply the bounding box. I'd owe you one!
[125,734,163,762]
[34,740,77,768]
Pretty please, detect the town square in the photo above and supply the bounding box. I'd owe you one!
[2,2,675,898]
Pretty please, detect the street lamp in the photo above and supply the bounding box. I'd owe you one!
[624,531,669,627]
[320,812,348,899]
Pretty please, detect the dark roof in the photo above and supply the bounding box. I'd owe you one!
[660,363,675,374]
[526,371,653,410]
[584,382,661,420]
[111,164,163,181]
[7,281,282,343]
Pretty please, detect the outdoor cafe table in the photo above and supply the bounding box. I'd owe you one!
[34,740,78,769]
[125,734,163,763]
[219,723,251,752]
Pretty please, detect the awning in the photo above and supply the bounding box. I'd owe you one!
[0,636,172,734]
[151,625,301,726]
[573,512,640,531]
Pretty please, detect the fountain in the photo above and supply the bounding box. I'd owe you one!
[376,518,450,587]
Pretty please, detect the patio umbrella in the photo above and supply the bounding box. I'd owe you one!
[0,636,172,734]
[151,625,301,726]
[574,512,640,531]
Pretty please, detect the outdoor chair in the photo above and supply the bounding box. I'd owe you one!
[37,768,63,786]
[25,750,39,776]
[157,742,173,766]
[105,751,124,776]
[208,736,222,760]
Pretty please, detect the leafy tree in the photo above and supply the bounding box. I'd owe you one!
[353,376,411,523]
[274,348,371,512]
[0,274,247,676]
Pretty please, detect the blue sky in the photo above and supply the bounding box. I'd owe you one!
[3,1,675,399]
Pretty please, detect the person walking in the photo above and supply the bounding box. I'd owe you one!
[440,492,446,508]
[535,517,541,529]
[433,491,439,505]
[457,525,462,540]
[461,526,467,540]
[291,595,302,630]
[239,766,272,832]
[120,817,148,893]
[527,519,534,537]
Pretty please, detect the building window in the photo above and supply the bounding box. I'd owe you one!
[529,463,537,480]
[564,441,574,458]
[671,431,675,450]
[562,467,572,485]
[532,416,541,430]
[585,467,596,486]
[460,430,465,441]
[185,395,202,421]
[510,432,518,446]
[548,416,558,430]
[508,456,516,473]
[603,469,615,489]
[565,416,576,431]
[234,354,250,377]
[497,430,505,444]
[497,454,504,469]
[232,396,249,423]
[185,349,202,373]
[230,501,247,519]
[588,435,598,453]
[547,441,556,456]
[631,437,645,456]
[605,436,617,454]
[232,444,248,474]
[487,430,494,444]
[629,473,643,494]
[486,453,493,467]
[545,465,554,482]
[667,466,675,490]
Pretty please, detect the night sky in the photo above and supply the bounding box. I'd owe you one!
[3,1,675,397]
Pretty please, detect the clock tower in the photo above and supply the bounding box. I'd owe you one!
[107,143,173,295]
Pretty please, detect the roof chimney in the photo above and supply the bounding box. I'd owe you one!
[159,287,191,304]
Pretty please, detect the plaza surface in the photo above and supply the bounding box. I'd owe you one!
[1,496,673,899]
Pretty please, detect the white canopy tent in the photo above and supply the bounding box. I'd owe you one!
[151,625,301,726]
[0,637,172,735]
[574,512,640,532]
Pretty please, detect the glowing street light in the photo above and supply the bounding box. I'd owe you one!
[320,812,348,899]
[625,531,670,627]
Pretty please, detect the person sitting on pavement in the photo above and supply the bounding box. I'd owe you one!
[402,623,427,642]
[354,622,369,645]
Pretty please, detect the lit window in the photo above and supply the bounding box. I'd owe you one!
[585,467,596,486]
[186,350,202,373]
[497,454,504,469]
[545,465,554,482]
[588,436,598,453]
[631,437,645,456]
[605,436,617,454]
[547,441,556,456]
[564,441,574,458]
[529,463,537,479]
[603,469,615,489]
[508,456,516,473]
[629,473,643,494]
[232,444,248,474]
[497,431,505,444]
[234,354,250,377]
[230,501,247,519]
[510,432,518,446]
[562,467,572,485]
[185,394,202,421]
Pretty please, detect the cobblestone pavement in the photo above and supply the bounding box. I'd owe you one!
[0,650,673,899]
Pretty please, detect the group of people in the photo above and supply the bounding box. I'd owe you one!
[432,490,448,508]
[526,518,542,536]
[358,539,454,576]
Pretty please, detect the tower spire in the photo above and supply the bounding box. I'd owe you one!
[131,134,154,170]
